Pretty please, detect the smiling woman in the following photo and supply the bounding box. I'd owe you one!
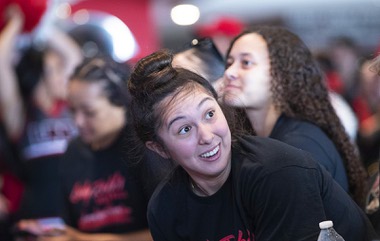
[127,49,377,241]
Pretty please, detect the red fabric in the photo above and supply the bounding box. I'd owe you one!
[49,100,67,118]
[351,96,373,125]
[1,172,24,213]
[0,0,47,32]
[325,71,344,94]
[196,17,244,37]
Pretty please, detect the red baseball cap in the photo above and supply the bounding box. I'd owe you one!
[196,16,244,38]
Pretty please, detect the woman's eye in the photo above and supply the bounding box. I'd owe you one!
[84,110,96,118]
[206,110,215,119]
[225,59,233,69]
[242,59,253,67]
[179,126,191,135]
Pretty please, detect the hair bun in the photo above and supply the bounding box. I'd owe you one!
[128,50,177,98]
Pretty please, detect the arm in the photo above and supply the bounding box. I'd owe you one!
[0,176,10,221]
[0,5,26,140]
[17,220,152,241]
[63,226,152,241]
[43,26,82,79]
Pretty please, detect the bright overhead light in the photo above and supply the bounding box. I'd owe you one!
[171,4,200,26]
[101,15,139,62]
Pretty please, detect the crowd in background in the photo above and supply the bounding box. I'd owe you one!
[0,1,379,241]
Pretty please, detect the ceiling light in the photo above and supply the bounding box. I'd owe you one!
[171,4,200,26]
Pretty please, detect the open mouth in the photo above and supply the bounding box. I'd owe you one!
[200,145,220,158]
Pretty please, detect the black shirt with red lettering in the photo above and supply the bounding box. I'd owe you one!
[148,136,375,241]
[59,130,149,233]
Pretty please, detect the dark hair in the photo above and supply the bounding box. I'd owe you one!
[227,26,368,206]
[128,50,218,144]
[128,50,252,169]
[70,56,131,107]
[176,38,225,83]
[330,36,358,51]
[15,46,45,99]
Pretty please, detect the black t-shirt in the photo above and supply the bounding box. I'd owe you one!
[16,102,77,219]
[148,136,375,241]
[59,132,149,233]
[270,114,349,191]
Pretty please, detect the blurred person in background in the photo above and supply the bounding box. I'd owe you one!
[359,52,380,234]
[329,36,362,103]
[0,4,82,222]
[0,125,23,241]
[315,52,359,142]
[173,37,225,93]
[222,26,368,208]
[356,56,380,172]
[17,56,154,240]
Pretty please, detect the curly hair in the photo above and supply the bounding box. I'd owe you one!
[228,26,368,207]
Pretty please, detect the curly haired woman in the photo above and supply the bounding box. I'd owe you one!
[222,25,368,207]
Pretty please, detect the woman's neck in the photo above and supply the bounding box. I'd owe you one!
[245,104,281,137]
[33,82,56,114]
[189,156,231,197]
[90,128,123,151]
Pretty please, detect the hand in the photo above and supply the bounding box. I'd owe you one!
[0,193,10,220]
[4,4,24,26]
[17,219,66,237]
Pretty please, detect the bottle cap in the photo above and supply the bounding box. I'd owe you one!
[319,220,333,229]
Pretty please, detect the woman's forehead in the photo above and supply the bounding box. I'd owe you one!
[230,33,268,57]
[156,86,213,123]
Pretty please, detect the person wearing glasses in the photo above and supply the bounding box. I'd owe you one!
[126,49,377,241]
[222,26,368,208]
[173,37,225,85]
[16,57,155,240]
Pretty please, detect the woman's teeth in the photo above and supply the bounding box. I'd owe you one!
[201,145,219,158]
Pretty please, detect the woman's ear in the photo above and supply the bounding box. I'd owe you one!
[146,141,170,159]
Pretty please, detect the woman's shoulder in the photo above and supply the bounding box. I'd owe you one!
[65,136,87,153]
[232,136,326,203]
[271,116,341,159]
[234,135,320,172]
[61,137,92,167]
[272,116,332,144]
[148,166,187,211]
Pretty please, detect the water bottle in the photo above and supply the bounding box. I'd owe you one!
[317,220,345,241]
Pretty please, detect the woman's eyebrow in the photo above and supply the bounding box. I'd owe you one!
[167,96,213,130]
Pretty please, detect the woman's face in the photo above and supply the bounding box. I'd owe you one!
[68,80,126,148]
[150,86,231,182]
[43,51,67,100]
[223,33,273,110]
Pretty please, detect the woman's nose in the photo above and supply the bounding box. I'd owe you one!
[225,64,238,81]
[74,113,85,128]
[198,123,214,145]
